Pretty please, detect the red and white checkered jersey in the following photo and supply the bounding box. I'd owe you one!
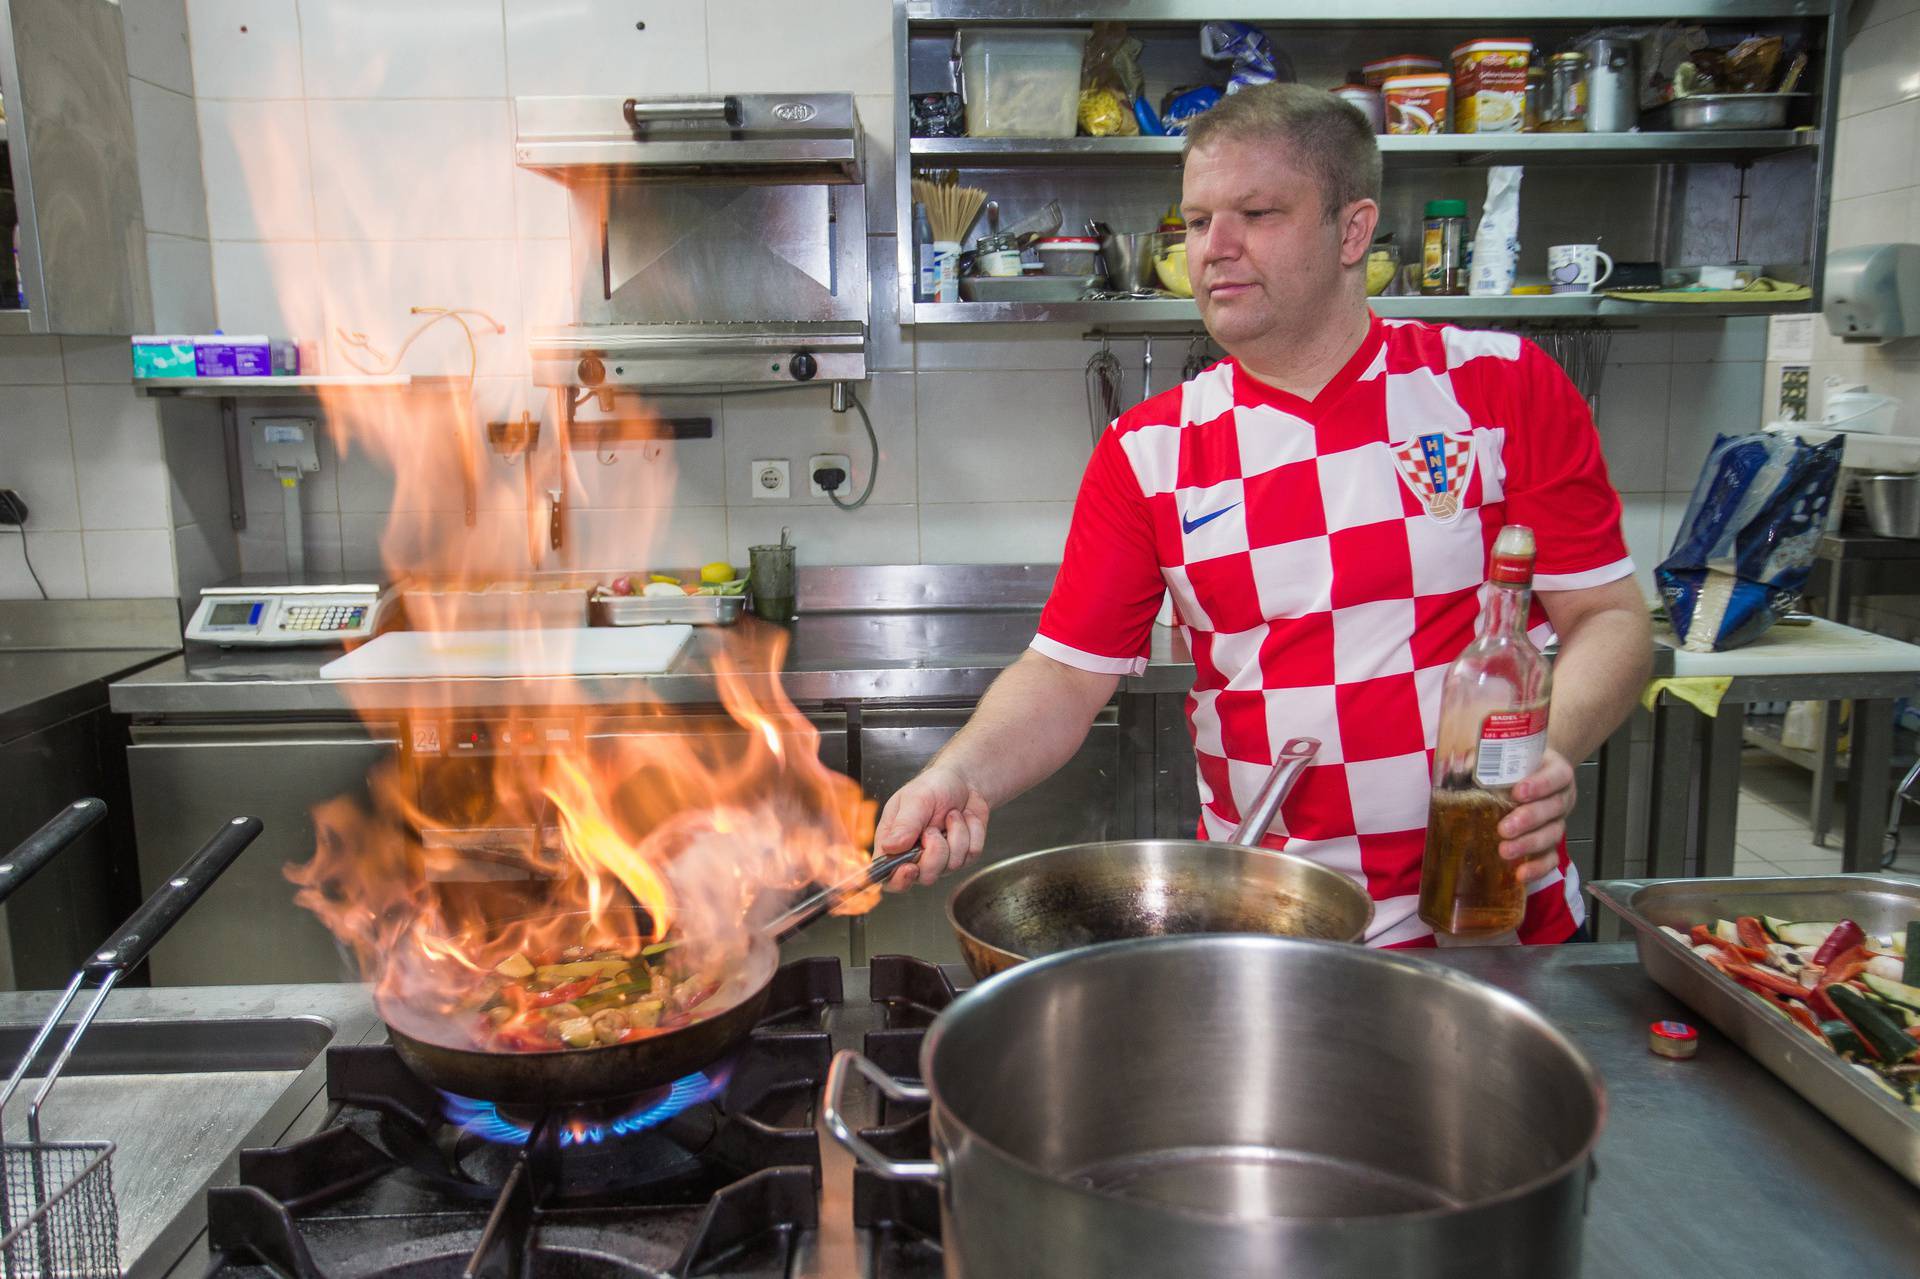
[1033,315,1633,947]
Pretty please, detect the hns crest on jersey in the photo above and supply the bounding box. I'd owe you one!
[1391,431,1475,523]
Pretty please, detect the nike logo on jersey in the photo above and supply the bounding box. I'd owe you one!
[1181,502,1240,534]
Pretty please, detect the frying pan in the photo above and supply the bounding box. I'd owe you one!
[381,847,921,1105]
[947,738,1373,979]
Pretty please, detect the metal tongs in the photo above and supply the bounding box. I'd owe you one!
[764,848,924,941]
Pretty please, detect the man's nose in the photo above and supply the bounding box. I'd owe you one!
[1199,218,1241,262]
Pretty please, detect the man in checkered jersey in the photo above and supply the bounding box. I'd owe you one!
[876,84,1652,946]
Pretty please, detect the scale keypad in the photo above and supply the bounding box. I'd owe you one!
[281,605,368,632]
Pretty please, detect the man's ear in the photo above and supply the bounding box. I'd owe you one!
[1339,199,1380,268]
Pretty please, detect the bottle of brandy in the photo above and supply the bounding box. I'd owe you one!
[1417,525,1552,938]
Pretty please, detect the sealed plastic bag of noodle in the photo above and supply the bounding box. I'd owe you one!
[1655,431,1843,652]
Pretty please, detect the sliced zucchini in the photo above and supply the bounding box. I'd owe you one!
[1821,1019,1868,1059]
[1865,972,1920,1014]
[1904,921,1920,985]
[1762,915,1794,942]
[1714,919,1741,945]
[1830,984,1920,1064]
[1774,921,1841,948]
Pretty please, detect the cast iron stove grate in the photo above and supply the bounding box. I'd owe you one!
[854,957,956,1279]
[202,958,842,1279]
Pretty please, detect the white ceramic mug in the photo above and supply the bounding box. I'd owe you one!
[1548,244,1615,294]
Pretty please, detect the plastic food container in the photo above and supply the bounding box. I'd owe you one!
[1362,54,1442,88]
[959,28,1088,139]
[1384,74,1452,134]
[1035,236,1103,277]
[132,335,196,378]
[1333,82,1386,133]
[1451,39,1531,133]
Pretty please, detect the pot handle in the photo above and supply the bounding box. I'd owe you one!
[822,1049,943,1183]
[1227,737,1320,846]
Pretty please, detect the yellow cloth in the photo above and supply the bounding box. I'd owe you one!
[1640,675,1734,716]
[1602,277,1811,305]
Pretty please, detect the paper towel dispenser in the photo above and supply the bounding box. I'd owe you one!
[1824,243,1920,343]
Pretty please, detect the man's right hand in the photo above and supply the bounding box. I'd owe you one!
[874,764,990,891]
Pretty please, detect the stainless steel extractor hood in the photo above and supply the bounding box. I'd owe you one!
[515,93,868,392]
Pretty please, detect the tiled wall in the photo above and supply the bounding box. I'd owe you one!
[1762,0,1920,639]
[170,0,1770,586]
[0,0,225,602]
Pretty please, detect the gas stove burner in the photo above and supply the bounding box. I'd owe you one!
[444,1067,733,1147]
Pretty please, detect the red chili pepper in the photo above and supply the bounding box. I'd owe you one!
[525,977,595,1009]
[1739,983,1827,1043]
[1813,920,1867,967]
[1822,944,1871,987]
[1735,916,1772,952]
[1805,984,1843,1023]
[488,1022,553,1052]
[1907,1026,1920,1043]
[1721,961,1812,1000]
[1691,926,1770,963]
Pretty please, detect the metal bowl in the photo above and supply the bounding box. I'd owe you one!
[1100,230,1185,292]
[1668,92,1804,131]
[1863,472,1920,539]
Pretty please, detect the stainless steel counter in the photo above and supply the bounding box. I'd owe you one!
[41,945,1912,1278]
[0,647,176,737]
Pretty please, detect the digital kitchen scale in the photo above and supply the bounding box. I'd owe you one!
[186,578,392,647]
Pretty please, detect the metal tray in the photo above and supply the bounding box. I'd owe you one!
[1590,874,1920,1187]
[589,591,744,626]
[959,274,1102,303]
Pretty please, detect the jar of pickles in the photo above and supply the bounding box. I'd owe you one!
[1542,51,1588,132]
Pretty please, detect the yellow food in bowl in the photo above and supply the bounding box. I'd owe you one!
[1366,250,1397,297]
[1154,242,1193,298]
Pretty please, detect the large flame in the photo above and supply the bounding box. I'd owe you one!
[267,188,877,1049]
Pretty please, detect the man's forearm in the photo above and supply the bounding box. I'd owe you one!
[1546,603,1652,764]
[929,650,1119,808]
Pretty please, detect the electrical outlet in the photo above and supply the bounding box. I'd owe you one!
[752,459,790,500]
[808,454,852,498]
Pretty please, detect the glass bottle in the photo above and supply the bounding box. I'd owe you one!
[1417,525,1552,938]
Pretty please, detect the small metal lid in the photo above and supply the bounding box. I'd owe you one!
[1550,51,1590,66]
[1648,1019,1699,1058]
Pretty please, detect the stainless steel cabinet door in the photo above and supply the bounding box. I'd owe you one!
[128,725,397,985]
[855,707,1123,965]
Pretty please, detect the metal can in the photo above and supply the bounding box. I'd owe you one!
[1545,51,1589,131]
[1584,36,1638,133]
[1421,199,1468,296]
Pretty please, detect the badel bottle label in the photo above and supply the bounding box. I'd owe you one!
[1475,705,1547,787]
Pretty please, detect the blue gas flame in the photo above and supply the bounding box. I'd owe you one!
[443,1068,730,1146]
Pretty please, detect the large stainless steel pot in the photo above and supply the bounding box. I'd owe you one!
[826,936,1604,1278]
[946,737,1373,978]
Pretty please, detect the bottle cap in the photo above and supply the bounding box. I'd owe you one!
[1489,524,1536,585]
[1648,1019,1699,1059]
[1425,199,1469,219]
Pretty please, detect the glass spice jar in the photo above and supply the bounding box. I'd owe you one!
[1543,51,1589,132]
[1421,199,1469,296]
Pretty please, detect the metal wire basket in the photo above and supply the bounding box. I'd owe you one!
[0,1140,118,1279]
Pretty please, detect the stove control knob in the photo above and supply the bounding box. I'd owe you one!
[578,355,606,387]
[788,352,818,382]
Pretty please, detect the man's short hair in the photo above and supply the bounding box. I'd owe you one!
[1183,83,1383,221]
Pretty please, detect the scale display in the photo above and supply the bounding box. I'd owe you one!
[185,584,388,647]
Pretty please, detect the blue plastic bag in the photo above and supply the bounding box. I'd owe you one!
[1655,431,1843,652]
[1199,21,1291,94]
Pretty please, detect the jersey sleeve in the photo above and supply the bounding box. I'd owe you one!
[1499,341,1636,593]
[1032,426,1165,676]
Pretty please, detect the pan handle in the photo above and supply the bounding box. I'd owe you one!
[1228,737,1320,847]
[764,847,923,942]
[822,1049,943,1183]
[83,816,263,979]
[0,798,106,908]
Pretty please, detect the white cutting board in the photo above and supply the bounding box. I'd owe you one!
[1659,617,1920,678]
[319,626,693,680]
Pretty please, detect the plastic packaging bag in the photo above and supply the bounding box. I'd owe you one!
[1655,432,1843,652]
[1468,166,1522,297]
[1159,85,1222,134]
[1199,21,1292,94]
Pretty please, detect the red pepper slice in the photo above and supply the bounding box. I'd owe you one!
[1735,916,1772,952]
[1721,960,1812,1000]
[1813,919,1867,967]
[1822,944,1871,987]
[525,977,595,1009]
[1740,983,1828,1043]
[1691,925,1770,964]
[1805,984,1843,1023]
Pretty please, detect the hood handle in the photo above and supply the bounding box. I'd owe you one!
[624,97,741,132]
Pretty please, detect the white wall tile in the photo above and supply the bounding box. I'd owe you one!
[1840,11,1920,117]
[726,504,920,567]
[298,0,506,99]
[61,337,133,385]
[236,509,288,576]
[920,502,1074,564]
[1671,317,1768,363]
[916,371,1093,503]
[308,100,515,240]
[915,325,1107,372]
[67,385,171,530]
[0,337,65,385]
[867,236,913,372]
[316,240,525,378]
[1828,188,1917,250]
[0,531,86,599]
[83,529,178,598]
[517,238,575,332]
[172,519,242,600]
[504,0,708,97]
[705,1,891,97]
[514,166,571,242]
[1665,360,1765,491]
[0,386,80,530]
[1832,99,1919,199]
[1593,362,1671,494]
[158,398,230,530]
[187,0,304,99]
[122,0,193,95]
[198,100,317,238]
[721,374,915,506]
[1602,325,1673,364]
[568,392,727,509]
[340,508,534,577]
[131,81,209,239]
[147,234,218,333]
[1617,494,1665,600]
[563,506,728,576]
[212,241,324,339]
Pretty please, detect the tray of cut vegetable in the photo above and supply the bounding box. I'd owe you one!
[1591,874,1920,1186]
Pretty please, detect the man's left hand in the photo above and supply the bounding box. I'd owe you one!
[1498,750,1576,885]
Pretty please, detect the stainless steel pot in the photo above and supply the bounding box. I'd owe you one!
[825,935,1604,1279]
[1863,473,1920,539]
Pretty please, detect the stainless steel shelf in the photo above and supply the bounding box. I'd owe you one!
[912,294,1816,325]
[911,1,1834,22]
[133,374,415,398]
[908,130,1818,168]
